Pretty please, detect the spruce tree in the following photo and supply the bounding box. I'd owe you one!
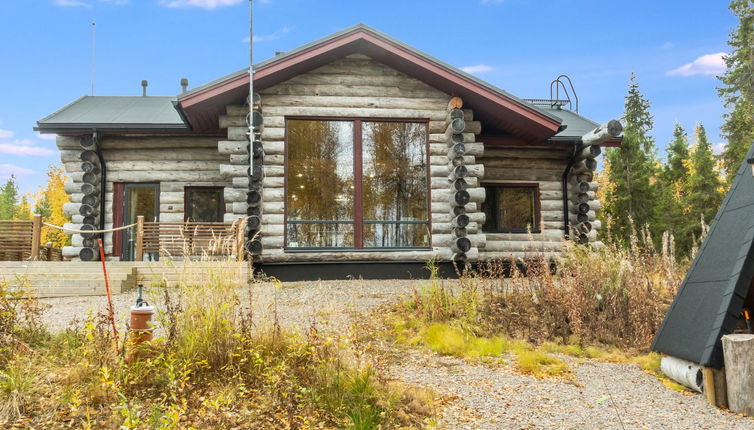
[685,123,724,242]
[601,73,659,245]
[0,176,19,220]
[656,123,693,254]
[718,0,754,182]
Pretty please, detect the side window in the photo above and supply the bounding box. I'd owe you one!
[184,187,224,222]
[481,184,540,233]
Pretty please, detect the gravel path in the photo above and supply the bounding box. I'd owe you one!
[39,280,754,429]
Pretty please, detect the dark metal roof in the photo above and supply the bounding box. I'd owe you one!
[36,96,188,132]
[652,143,754,368]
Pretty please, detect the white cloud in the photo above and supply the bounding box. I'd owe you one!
[244,25,293,43]
[161,0,244,9]
[36,133,57,141]
[461,64,494,74]
[713,142,727,154]
[659,41,674,50]
[53,0,92,6]
[668,52,727,77]
[0,164,35,177]
[0,133,55,157]
[0,142,55,157]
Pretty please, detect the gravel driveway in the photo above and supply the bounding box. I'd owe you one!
[39,279,754,430]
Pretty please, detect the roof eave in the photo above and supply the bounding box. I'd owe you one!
[34,123,190,133]
[177,24,562,137]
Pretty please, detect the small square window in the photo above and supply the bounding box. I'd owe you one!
[185,187,224,222]
[481,184,540,233]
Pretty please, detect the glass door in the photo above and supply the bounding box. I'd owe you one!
[122,183,159,261]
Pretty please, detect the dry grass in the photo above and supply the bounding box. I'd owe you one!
[0,261,435,429]
[383,233,688,383]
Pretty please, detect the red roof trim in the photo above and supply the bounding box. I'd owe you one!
[180,72,248,110]
[178,27,562,135]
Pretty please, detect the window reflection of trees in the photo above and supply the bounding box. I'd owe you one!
[287,120,354,247]
[363,122,428,247]
[501,188,535,229]
[286,119,429,249]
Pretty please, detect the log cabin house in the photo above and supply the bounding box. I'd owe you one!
[35,24,622,279]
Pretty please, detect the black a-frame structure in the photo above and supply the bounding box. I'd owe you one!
[652,143,754,368]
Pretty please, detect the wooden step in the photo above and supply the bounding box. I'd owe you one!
[0,261,247,297]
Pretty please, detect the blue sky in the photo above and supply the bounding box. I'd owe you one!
[0,0,736,194]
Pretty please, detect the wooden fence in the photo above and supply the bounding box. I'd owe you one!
[136,217,246,261]
[0,215,46,261]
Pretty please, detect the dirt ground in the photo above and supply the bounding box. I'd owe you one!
[40,279,754,430]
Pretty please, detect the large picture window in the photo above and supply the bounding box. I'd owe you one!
[286,119,429,249]
[481,184,540,233]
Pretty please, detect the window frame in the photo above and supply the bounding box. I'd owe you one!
[183,186,225,223]
[283,116,432,251]
[480,182,541,234]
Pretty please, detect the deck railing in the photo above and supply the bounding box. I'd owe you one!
[0,215,49,261]
[136,217,246,261]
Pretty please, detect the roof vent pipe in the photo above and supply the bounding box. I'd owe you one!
[180,78,189,94]
[141,80,148,96]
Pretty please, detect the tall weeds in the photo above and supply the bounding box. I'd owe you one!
[398,233,685,352]
[0,261,431,428]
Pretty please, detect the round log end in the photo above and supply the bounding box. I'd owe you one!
[245,239,263,255]
[81,183,98,196]
[246,215,261,230]
[452,214,470,228]
[79,204,97,217]
[79,247,98,261]
[82,195,98,207]
[82,172,99,185]
[452,237,472,253]
[80,224,96,239]
[452,190,471,206]
[607,119,623,137]
[452,178,468,192]
[79,136,96,150]
[246,190,262,205]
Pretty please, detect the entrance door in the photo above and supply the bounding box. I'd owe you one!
[122,183,159,261]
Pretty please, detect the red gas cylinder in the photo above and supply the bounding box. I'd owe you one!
[130,304,155,344]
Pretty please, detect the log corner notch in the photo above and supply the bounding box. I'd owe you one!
[563,119,622,244]
[443,97,485,263]
[246,92,264,260]
[220,93,264,260]
[76,134,104,261]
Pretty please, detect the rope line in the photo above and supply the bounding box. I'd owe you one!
[43,222,136,234]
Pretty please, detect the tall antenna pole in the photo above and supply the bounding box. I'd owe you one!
[91,21,96,96]
[248,0,254,177]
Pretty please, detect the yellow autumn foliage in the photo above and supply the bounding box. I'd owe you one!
[37,165,71,248]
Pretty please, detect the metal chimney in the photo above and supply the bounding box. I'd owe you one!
[180,78,189,94]
[141,80,148,96]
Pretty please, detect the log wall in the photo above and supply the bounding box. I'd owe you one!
[254,53,458,263]
[477,145,603,260]
[57,135,231,260]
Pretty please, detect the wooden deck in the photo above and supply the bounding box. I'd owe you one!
[0,260,250,298]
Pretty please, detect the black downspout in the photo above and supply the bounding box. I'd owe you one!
[561,142,579,240]
[92,130,107,243]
